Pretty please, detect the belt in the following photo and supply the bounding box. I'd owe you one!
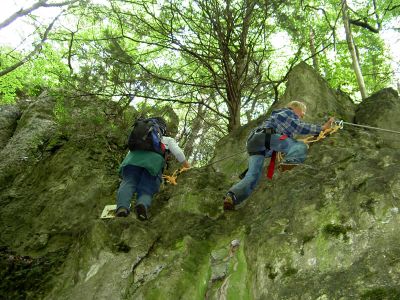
[255,127,275,134]
[248,151,266,156]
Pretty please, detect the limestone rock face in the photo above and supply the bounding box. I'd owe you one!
[0,104,21,150]
[0,92,57,190]
[280,61,356,123]
[355,88,400,148]
[1,64,400,300]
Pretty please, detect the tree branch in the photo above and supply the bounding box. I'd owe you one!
[0,0,79,30]
[67,31,75,74]
[73,90,230,119]
[0,13,61,77]
[349,19,379,33]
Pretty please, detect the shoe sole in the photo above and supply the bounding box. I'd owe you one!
[116,212,128,217]
[115,208,128,217]
[223,200,235,211]
[135,205,148,220]
[278,164,299,172]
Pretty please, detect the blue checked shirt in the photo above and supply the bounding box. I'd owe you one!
[264,108,322,138]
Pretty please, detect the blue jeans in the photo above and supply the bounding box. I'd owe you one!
[269,134,308,164]
[229,155,265,205]
[229,134,307,204]
[116,165,162,212]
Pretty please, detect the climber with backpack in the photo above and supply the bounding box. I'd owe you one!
[115,117,190,220]
[223,101,335,211]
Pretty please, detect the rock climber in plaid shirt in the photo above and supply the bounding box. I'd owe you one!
[223,101,335,211]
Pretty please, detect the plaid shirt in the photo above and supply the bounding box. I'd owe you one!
[264,108,322,138]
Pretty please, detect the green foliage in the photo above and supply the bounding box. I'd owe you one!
[0,45,69,104]
[0,0,399,164]
[53,96,72,126]
[354,30,392,92]
[0,49,25,103]
[284,0,396,99]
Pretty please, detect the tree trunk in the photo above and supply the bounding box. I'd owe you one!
[191,121,212,165]
[309,27,319,71]
[226,82,241,132]
[342,0,368,99]
[215,0,256,132]
[245,97,258,123]
[183,104,205,159]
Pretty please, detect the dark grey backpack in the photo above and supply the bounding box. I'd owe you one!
[127,118,166,156]
[246,127,273,154]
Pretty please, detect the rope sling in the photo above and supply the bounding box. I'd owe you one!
[162,167,190,185]
[276,123,342,163]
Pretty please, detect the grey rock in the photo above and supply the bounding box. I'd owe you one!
[0,104,21,150]
[355,88,400,148]
[1,65,400,300]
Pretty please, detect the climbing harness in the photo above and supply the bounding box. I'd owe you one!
[335,120,400,135]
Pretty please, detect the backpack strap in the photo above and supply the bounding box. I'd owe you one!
[247,127,274,156]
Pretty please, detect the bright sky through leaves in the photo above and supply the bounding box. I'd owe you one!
[1,0,399,88]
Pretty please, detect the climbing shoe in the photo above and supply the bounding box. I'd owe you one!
[115,207,129,217]
[135,204,148,221]
[223,193,236,211]
[278,163,299,172]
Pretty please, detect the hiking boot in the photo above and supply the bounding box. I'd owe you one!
[135,204,148,221]
[115,207,129,217]
[223,193,236,211]
[278,163,299,172]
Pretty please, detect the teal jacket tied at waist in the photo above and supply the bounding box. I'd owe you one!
[119,150,164,176]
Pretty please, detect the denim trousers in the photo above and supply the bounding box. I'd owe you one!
[116,165,162,212]
[229,134,307,204]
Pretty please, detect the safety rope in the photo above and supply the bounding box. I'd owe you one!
[162,150,247,185]
[165,124,344,184]
[165,121,368,184]
[200,150,247,168]
[277,119,399,163]
[336,120,400,135]
[166,119,399,184]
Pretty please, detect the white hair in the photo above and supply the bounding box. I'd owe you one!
[287,101,307,112]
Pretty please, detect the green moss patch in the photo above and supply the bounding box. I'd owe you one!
[361,287,400,300]
[322,223,351,240]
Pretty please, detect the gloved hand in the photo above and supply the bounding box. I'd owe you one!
[322,117,335,130]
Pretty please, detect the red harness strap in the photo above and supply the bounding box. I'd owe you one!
[266,151,276,180]
[266,135,288,180]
